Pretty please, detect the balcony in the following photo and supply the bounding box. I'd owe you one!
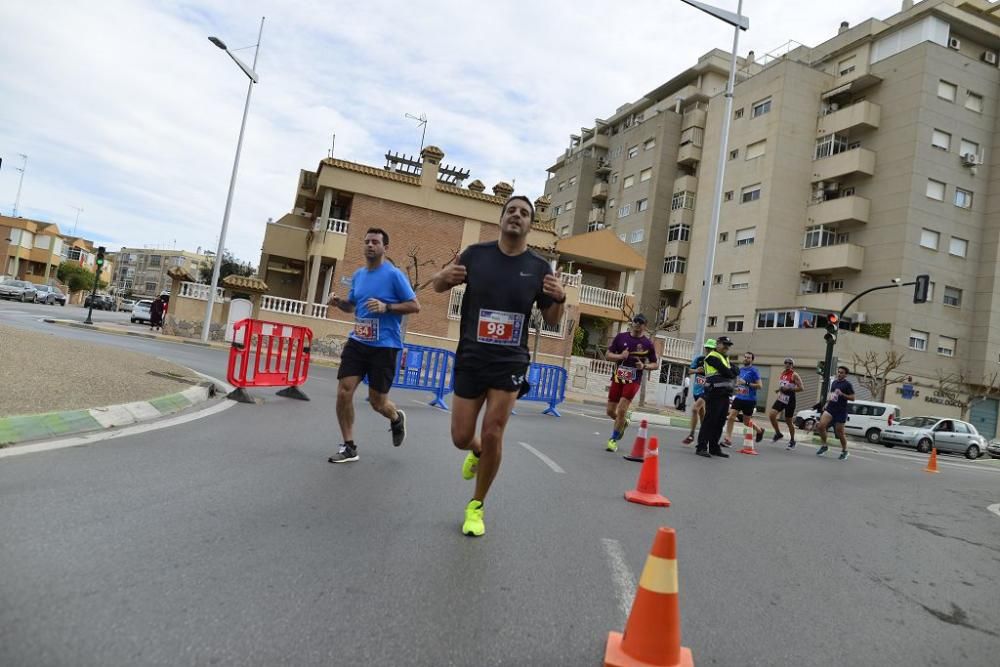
[660,272,686,292]
[580,284,627,310]
[592,182,609,201]
[674,84,710,104]
[664,240,690,257]
[681,107,707,130]
[321,217,350,234]
[661,336,695,363]
[669,207,695,227]
[797,291,857,312]
[807,195,870,226]
[588,208,606,225]
[674,174,698,193]
[812,148,875,182]
[677,142,702,166]
[800,243,864,274]
[816,101,881,136]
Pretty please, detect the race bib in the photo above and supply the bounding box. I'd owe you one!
[736,384,749,396]
[615,366,638,384]
[476,309,524,346]
[777,392,791,404]
[695,376,707,386]
[354,318,379,342]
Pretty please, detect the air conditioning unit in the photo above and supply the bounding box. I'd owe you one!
[829,102,840,112]
[982,50,998,65]
[961,153,978,166]
[949,37,961,50]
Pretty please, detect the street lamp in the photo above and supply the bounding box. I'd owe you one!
[678,0,748,392]
[201,17,265,343]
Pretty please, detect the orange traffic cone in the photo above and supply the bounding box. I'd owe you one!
[624,419,650,462]
[605,527,693,667]
[739,418,759,456]
[625,436,670,507]
[925,448,940,473]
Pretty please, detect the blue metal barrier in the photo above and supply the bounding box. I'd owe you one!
[363,343,455,410]
[517,362,568,417]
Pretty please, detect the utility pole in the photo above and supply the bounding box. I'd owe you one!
[12,153,27,217]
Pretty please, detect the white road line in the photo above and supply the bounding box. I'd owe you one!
[0,400,236,459]
[601,538,637,627]
[517,441,565,474]
[988,503,1000,519]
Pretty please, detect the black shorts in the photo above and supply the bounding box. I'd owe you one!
[771,395,796,418]
[454,362,529,399]
[731,398,756,417]
[337,339,399,394]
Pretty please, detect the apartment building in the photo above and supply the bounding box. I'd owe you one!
[1,214,110,287]
[110,248,212,298]
[544,0,1000,435]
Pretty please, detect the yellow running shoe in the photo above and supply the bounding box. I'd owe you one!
[462,500,485,537]
[606,439,619,452]
[461,451,479,480]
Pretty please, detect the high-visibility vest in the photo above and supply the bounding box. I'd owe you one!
[704,350,731,377]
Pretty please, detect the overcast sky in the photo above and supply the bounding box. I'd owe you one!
[1,0,907,264]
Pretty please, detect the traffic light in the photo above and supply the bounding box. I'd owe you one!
[816,360,826,376]
[823,312,839,344]
[913,274,930,304]
[95,246,106,269]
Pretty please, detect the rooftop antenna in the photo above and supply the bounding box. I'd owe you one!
[12,153,27,217]
[71,205,83,236]
[405,112,428,153]
[328,133,336,158]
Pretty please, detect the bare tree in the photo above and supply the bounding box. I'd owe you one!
[934,369,1000,420]
[851,350,907,401]
[391,245,458,346]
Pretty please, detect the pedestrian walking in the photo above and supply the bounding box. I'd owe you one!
[724,351,765,446]
[696,336,737,458]
[327,228,421,464]
[149,295,164,331]
[816,365,856,459]
[769,357,804,449]
[603,314,658,452]
[431,195,566,536]
[681,342,713,445]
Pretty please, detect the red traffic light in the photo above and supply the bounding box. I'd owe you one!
[826,313,839,325]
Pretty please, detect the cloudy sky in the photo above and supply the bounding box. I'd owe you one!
[1,0,905,264]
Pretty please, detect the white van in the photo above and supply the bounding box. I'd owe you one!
[794,400,902,443]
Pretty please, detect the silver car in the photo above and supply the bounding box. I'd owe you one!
[0,279,38,302]
[33,284,67,306]
[880,416,987,459]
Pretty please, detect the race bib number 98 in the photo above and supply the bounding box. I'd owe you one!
[354,318,379,342]
[476,309,524,346]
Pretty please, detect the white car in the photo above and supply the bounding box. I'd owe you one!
[130,299,154,324]
[880,416,987,459]
[793,399,902,443]
[119,299,136,312]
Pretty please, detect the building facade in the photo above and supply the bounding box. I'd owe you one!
[110,248,212,298]
[1,214,113,291]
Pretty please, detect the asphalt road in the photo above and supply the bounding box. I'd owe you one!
[2,302,999,666]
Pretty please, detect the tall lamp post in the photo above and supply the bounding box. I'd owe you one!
[201,17,265,343]
[679,0,748,396]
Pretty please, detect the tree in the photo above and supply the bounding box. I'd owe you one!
[851,350,907,401]
[57,261,106,293]
[934,369,1000,420]
[199,251,255,286]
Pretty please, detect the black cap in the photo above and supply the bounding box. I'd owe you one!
[716,336,734,346]
[632,313,648,324]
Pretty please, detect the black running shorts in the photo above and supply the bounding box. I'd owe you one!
[731,398,756,417]
[771,395,796,418]
[337,338,399,394]
[454,362,529,399]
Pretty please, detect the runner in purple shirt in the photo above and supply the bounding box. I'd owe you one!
[604,314,659,452]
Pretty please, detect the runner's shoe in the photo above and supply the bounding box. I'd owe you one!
[838,450,850,460]
[606,439,619,453]
[682,434,694,445]
[462,500,485,537]
[772,432,784,443]
[786,440,796,450]
[721,439,733,448]
[756,429,764,443]
[328,444,358,464]
[816,445,829,456]
[461,451,479,480]
[390,409,406,447]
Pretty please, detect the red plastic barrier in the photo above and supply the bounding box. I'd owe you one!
[227,318,313,389]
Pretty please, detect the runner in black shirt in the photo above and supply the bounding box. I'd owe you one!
[432,195,566,536]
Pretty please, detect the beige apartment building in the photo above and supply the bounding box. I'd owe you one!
[110,248,212,298]
[544,0,1000,436]
[1,214,113,291]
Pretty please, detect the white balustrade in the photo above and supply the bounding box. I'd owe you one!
[179,281,224,301]
[580,284,626,310]
[660,336,695,362]
[560,271,582,287]
[588,358,617,377]
[258,295,330,320]
[324,217,350,234]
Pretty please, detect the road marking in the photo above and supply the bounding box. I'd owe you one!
[601,538,637,627]
[0,399,236,459]
[988,504,1000,519]
[517,441,565,473]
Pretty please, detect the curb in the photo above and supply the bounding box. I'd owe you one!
[0,382,219,448]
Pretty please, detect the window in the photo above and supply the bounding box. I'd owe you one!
[145,281,157,293]
[729,149,739,160]
[954,188,973,209]
[663,256,687,274]
[560,225,570,236]
[618,204,632,218]
[623,175,635,189]
[804,225,847,248]
[965,92,983,113]
[949,236,968,258]
[554,205,562,215]
[751,97,771,118]
[931,129,951,151]
[149,255,162,268]
[756,310,797,329]
[838,55,856,76]
[724,191,734,202]
[745,140,766,160]
[741,184,761,203]
[608,198,616,208]
[815,133,849,159]
[943,286,962,307]
[729,271,750,289]
[938,80,957,102]
[629,229,644,243]
[920,229,940,250]
[627,145,639,159]
[926,281,936,301]
[909,329,928,352]
[611,172,619,184]
[959,139,979,158]
[708,316,718,327]
[926,179,945,201]
[671,191,696,210]
[668,224,691,242]
[640,168,652,182]
[734,108,744,119]
[568,176,577,186]
[719,232,729,243]
[564,201,574,212]
[643,138,656,151]
[713,274,723,285]
[735,227,756,246]
[558,181,566,191]
[937,336,957,357]
[725,316,745,332]
[636,198,649,212]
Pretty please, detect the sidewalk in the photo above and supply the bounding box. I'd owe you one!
[0,322,220,446]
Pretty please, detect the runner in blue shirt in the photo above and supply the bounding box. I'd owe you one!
[816,365,856,460]
[724,351,765,446]
[682,341,714,445]
[326,228,421,464]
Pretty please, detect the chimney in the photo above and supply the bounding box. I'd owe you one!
[492,182,514,200]
[901,0,913,10]
[747,50,755,64]
[467,179,485,193]
[838,21,849,34]
[419,145,444,187]
[533,195,551,219]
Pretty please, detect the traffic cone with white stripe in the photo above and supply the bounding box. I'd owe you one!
[924,448,940,473]
[625,437,670,507]
[604,527,693,667]
[739,418,759,456]
[624,420,650,462]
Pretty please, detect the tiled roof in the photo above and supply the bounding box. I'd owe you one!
[223,275,269,292]
[435,182,506,203]
[532,219,556,233]
[320,158,421,185]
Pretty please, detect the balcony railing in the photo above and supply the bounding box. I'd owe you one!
[580,284,626,310]
[560,271,582,287]
[660,336,695,362]
[179,281,224,301]
[323,217,350,234]
[260,295,329,319]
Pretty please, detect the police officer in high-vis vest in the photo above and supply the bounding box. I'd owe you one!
[696,336,738,458]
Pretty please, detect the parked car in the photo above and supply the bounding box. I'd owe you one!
[0,279,38,302]
[119,299,136,312]
[794,399,902,443]
[880,416,987,459]
[131,299,154,324]
[33,284,67,306]
[84,294,117,311]
[987,440,1000,460]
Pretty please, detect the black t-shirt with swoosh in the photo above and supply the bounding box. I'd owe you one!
[455,241,554,367]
